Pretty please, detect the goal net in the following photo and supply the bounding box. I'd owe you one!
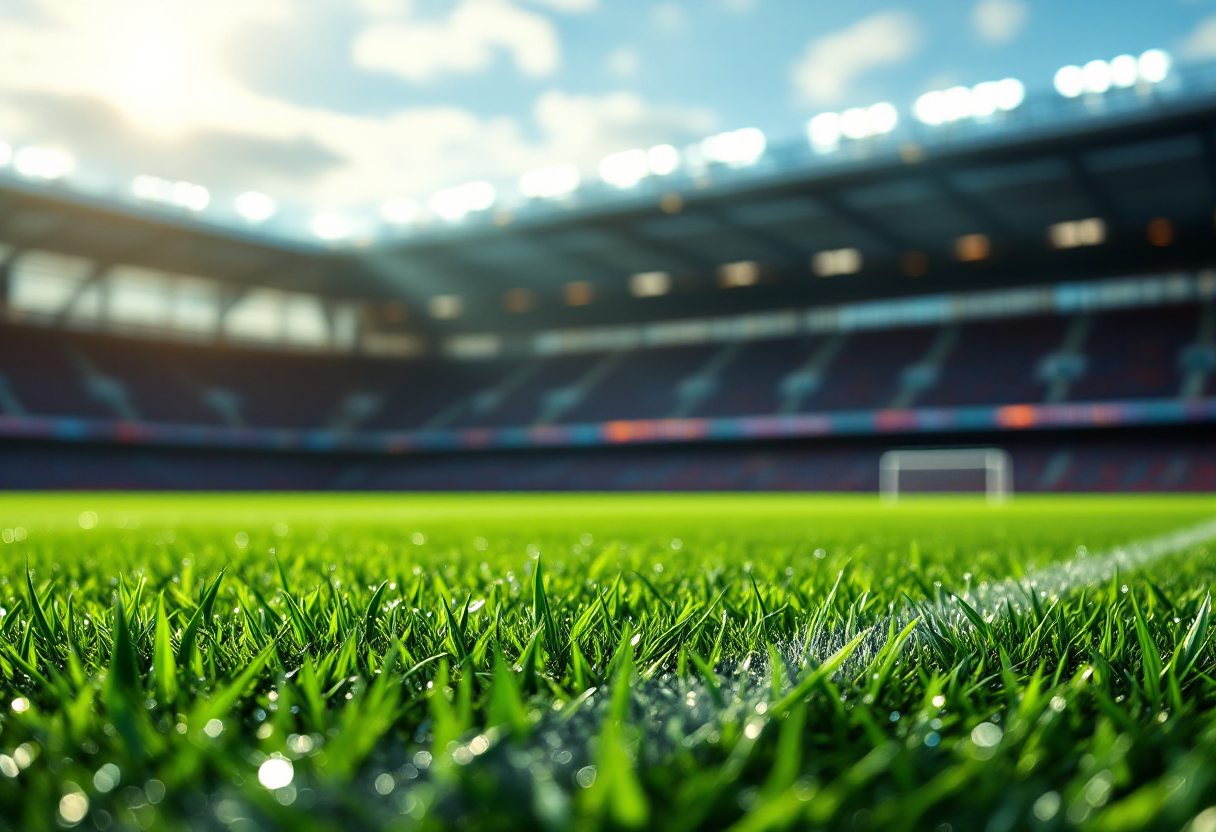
[879,448,1012,502]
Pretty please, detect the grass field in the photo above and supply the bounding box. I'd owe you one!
[1,493,1215,832]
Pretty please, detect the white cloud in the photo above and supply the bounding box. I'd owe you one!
[971,0,1027,45]
[0,0,713,208]
[1182,15,1216,59]
[522,0,598,11]
[352,0,560,83]
[651,3,688,33]
[791,11,920,105]
[607,47,640,78]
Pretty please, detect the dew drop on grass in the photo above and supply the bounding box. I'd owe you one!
[258,758,294,790]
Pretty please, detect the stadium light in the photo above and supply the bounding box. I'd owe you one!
[311,213,352,241]
[1082,60,1112,95]
[132,175,210,211]
[812,248,861,277]
[807,112,842,150]
[1049,217,1106,249]
[717,261,760,288]
[520,164,580,199]
[914,79,1023,126]
[1056,50,1170,100]
[234,191,277,224]
[428,295,463,319]
[14,146,74,180]
[599,149,650,188]
[429,181,495,222]
[647,144,680,176]
[1054,65,1085,99]
[0,142,10,168]
[1109,54,1138,88]
[630,271,671,298]
[380,197,420,225]
[700,128,766,167]
[1138,49,1171,84]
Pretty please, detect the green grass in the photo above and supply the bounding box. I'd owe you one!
[0,493,1215,832]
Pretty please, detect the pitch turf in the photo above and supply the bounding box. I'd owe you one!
[0,493,1215,832]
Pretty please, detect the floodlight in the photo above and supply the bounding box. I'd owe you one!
[519,164,580,199]
[173,181,210,212]
[132,175,209,211]
[1138,49,1170,84]
[807,112,843,147]
[647,144,680,176]
[840,108,870,140]
[970,82,1000,118]
[1109,55,1138,88]
[1054,65,1084,98]
[429,181,495,221]
[913,92,946,126]
[599,148,649,188]
[994,78,1025,111]
[867,102,898,135]
[700,128,766,166]
[235,192,277,223]
[380,197,419,225]
[311,213,352,241]
[0,142,10,167]
[630,271,671,298]
[1082,60,1111,94]
[943,86,973,121]
[14,146,74,180]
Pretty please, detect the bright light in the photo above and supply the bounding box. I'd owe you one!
[311,213,352,241]
[1110,54,1138,88]
[429,181,495,221]
[840,108,870,140]
[14,147,74,180]
[0,143,10,168]
[700,128,766,167]
[258,758,294,790]
[1139,49,1171,84]
[995,78,1025,111]
[428,295,463,319]
[913,92,946,127]
[807,112,842,148]
[647,144,680,176]
[599,149,649,188]
[380,197,419,225]
[520,164,580,199]
[971,82,1000,118]
[866,102,899,135]
[630,271,671,298]
[1054,65,1085,98]
[132,175,210,211]
[812,248,862,277]
[717,261,760,288]
[1082,60,1111,95]
[1049,217,1106,249]
[234,191,276,223]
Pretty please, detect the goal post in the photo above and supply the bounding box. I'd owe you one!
[879,448,1013,503]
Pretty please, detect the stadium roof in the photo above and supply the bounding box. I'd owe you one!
[2,71,1215,334]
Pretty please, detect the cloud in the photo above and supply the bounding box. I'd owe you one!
[522,0,598,11]
[607,47,640,78]
[352,0,560,82]
[532,90,716,161]
[791,11,920,105]
[651,3,689,33]
[971,0,1027,45]
[1182,15,1216,59]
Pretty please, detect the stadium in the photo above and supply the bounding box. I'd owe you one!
[1,4,1216,830]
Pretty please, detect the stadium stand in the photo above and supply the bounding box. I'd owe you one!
[1,62,1214,491]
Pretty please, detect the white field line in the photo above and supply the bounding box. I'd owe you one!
[805,516,1216,675]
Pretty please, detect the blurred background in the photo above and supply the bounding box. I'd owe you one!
[0,0,1212,491]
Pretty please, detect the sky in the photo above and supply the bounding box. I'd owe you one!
[0,0,1214,232]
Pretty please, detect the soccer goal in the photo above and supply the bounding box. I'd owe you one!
[879,448,1013,502]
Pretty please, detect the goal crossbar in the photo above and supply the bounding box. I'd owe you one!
[879,448,1012,502]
